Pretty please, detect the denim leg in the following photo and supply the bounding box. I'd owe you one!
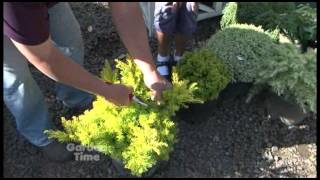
[48,2,93,108]
[3,36,54,147]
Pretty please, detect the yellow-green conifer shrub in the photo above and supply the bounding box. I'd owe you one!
[177,48,231,101]
[45,56,202,176]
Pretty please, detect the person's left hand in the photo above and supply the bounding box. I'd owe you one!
[172,2,183,13]
[143,69,172,104]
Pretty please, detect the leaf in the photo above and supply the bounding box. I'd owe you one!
[100,59,114,83]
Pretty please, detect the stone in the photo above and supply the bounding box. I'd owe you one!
[265,92,309,127]
[271,146,279,152]
[88,25,93,32]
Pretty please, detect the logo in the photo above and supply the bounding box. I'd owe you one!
[66,143,100,161]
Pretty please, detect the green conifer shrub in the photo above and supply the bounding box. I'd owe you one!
[220,2,317,51]
[220,2,238,30]
[254,43,317,113]
[220,2,282,42]
[45,56,202,176]
[206,24,277,83]
[278,4,317,52]
[220,2,296,31]
[176,48,231,101]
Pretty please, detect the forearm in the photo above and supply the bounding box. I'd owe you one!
[41,47,108,96]
[110,2,156,74]
[11,38,110,97]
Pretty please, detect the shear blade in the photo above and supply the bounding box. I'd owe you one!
[133,96,148,107]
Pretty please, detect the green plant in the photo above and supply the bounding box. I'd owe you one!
[176,49,231,101]
[253,43,317,113]
[220,2,296,31]
[45,56,202,176]
[220,2,238,30]
[206,24,277,83]
[220,2,317,51]
[279,4,317,52]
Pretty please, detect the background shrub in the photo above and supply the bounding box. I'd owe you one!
[278,4,317,52]
[220,2,317,51]
[255,43,317,113]
[206,24,277,83]
[220,2,295,31]
[177,49,231,101]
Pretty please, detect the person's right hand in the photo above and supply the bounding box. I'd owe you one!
[103,83,133,106]
[172,2,183,13]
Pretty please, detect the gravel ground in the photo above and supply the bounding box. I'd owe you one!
[3,2,317,178]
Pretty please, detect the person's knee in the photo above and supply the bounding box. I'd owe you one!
[3,70,32,96]
[3,78,20,97]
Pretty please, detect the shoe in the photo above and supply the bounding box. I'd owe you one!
[156,60,171,81]
[171,55,178,67]
[40,140,74,162]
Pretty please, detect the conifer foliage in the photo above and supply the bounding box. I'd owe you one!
[176,49,231,101]
[45,56,202,176]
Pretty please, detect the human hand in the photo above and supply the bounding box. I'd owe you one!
[143,70,172,104]
[172,2,183,13]
[103,83,133,106]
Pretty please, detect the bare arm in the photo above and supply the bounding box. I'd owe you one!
[11,37,132,106]
[109,2,171,101]
[109,2,155,75]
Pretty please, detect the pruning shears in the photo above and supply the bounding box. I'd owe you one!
[129,93,149,107]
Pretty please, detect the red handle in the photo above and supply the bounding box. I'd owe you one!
[129,93,133,102]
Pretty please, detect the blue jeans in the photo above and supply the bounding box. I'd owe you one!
[3,2,92,147]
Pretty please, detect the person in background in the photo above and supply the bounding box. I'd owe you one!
[154,2,199,80]
[3,2,170,162]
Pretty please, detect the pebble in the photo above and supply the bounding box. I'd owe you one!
[259,167,264,171]
[88,26,93,32]
[271,146,278,152]
[264,151,273,161]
